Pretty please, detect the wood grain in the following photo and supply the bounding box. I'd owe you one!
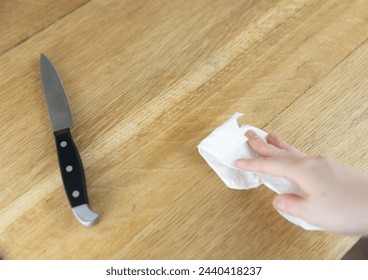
[0,0,89,55]
[0,0,367,259]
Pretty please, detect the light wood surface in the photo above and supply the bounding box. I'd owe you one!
[0,0,88,55]
[1,0,367,259]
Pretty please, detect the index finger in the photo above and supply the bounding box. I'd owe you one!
[245,130,284,157]
[236,157,299,182]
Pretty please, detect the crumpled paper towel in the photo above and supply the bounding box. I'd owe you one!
[197,112,321,230]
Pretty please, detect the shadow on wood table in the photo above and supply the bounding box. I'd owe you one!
[342,238,368,260]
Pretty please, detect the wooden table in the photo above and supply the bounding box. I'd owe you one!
[1,0,367,259]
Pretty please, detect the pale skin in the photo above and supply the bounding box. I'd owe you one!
[236,130,368,235]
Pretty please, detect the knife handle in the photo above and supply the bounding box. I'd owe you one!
[54,128,89,208]
[53,128,99,227]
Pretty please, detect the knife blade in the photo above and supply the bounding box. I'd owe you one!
[40,54,99,227]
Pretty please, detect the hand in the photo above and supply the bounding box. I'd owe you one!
[236,130,368,235]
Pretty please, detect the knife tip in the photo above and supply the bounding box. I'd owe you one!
[40,53,48,61]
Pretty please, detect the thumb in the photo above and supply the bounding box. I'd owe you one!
[273,194,306,218]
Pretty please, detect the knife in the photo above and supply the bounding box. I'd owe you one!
[40,54,99,227]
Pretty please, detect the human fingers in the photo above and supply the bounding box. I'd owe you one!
[245,130,284,157]
[267,132,305,156]
[273,194,307,219]
[236,157,298,181]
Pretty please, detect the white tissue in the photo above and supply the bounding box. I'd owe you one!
[198,112,321,231]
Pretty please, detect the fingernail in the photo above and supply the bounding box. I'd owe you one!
[273,197,283,209]
[245,130,257,138]
[270,132,279,140]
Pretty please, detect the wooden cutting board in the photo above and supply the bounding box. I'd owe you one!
[1,0,367,259]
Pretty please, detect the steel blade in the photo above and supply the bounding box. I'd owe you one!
[40,54,73,132]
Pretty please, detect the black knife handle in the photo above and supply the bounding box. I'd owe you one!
[54,128,89,208]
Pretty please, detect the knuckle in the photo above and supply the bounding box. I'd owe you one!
[298,156,331,171]
[275,149,287,156]
[298,157,314,166]
[296,157,318,171]
[315,156,331,167]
